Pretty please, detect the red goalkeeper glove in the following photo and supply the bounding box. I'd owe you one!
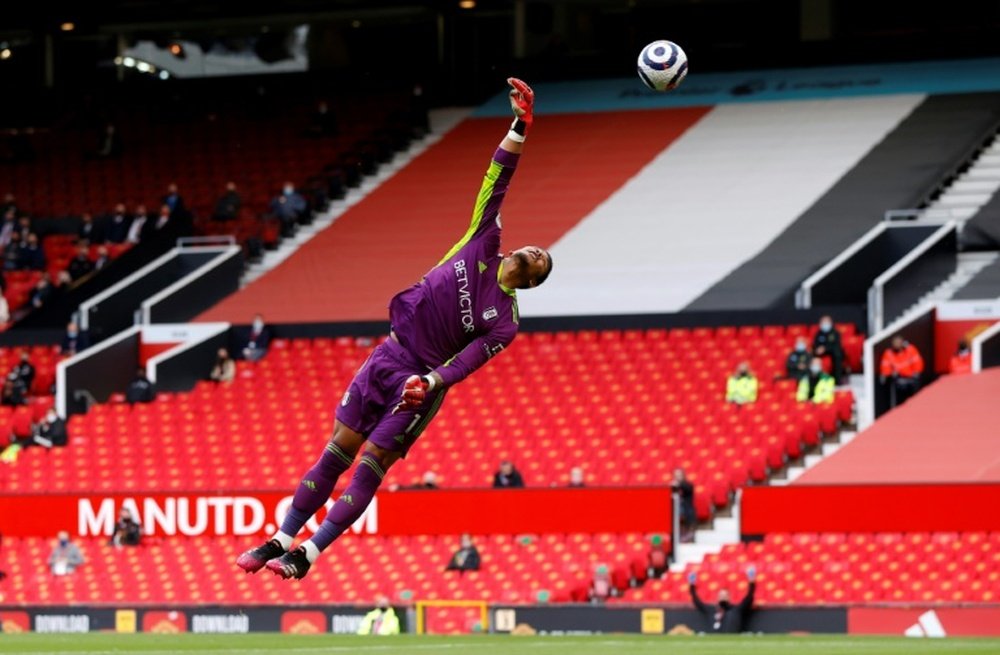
[508,77,534,127]
[392,375,431,414]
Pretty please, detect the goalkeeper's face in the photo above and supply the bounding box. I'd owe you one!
[510,245,553,289]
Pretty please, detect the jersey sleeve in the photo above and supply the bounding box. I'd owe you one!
[437,147,520,265]
[432,316,517,387]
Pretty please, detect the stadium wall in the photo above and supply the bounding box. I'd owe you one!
[4,604,1000,636]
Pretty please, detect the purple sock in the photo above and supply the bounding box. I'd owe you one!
[279,442,355,537]
[310,452,385,551]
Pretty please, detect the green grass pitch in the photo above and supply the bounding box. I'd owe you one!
[4,634,1000,655]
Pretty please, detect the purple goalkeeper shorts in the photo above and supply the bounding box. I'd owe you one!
[335,336,446,456]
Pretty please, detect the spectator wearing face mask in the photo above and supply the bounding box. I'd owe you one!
[812,316,845,382]
[785,337,811,381]
[949,340,972,375]
[61,321,90,355]
[797,357,835,404]
[725,361,758,406]
[269,181,307,237]
[242,314,271,362]
[49,531,85,576]
[879,335,924,408]
[689,566,757,633]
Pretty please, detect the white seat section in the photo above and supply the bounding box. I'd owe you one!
[518,94,926,317]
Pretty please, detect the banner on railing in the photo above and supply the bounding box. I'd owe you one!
[0,487,672,539]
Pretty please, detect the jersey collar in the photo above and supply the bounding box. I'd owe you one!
[497,259,517,297]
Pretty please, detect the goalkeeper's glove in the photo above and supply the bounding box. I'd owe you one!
[392,375,433,414]
[508,77,535,128]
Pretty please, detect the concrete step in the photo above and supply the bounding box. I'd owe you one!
[672,542,724,569]
[950,180,1000,194]
[693,517,739,545]
[966,168,1000,181]
[934,192,992,207]
[976,154,1000,167]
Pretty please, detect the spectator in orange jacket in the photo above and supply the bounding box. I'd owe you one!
[879,335,924,408]
[949,340,972,375]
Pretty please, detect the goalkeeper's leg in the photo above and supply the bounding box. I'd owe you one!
[266,442,399,579]
[235,422,362,573]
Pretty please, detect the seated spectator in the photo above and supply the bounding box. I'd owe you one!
[242,314,271,362]
[418,471,438,489]
[796,357,835,404]
[110,507,141,547]
[0,293,8,326]
[61,321,90,355]
[0,193,16,217]
[162,182,187,219]
[213,181,242,222]
[106,203,131,244]
[647,534,669,578]
[93,245,111,272]
[785,337,810,381]
[29,273,53,310]
[1,376,25,406]
[949,339,972,375]
[671,468,696,542]
[32,408,67,449]
[3,233,22,270]
[12,351,34,392]
[568,466,586,487]
[689,566,756,633]
[879,335,924,408]
[0,208,16,247]
[16,216,32,242]
[18,233,45,270]
[66,244,94,281]
[812,315,845,382]
[445,534,480,574]
[356,595,400,636]
[125,368,156,404]
[78,212,104,244]
[209,348,236,384]
[270,181,307,236]
[125,205,149,244]
[590,564,612,602]
[49,531,85,576]
[725,361,758,406]
[493,459,524,488]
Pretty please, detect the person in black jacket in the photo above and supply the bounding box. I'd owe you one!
[445,534,480,574]
[811,316,844,382]
[689,566,756,633]
[110,507,142,547]
[125,368,156,404]
[492,460,524,488]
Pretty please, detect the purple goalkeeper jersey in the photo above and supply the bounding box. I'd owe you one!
[389,146,521,388]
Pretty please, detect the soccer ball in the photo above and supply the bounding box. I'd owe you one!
[637,40,688,92]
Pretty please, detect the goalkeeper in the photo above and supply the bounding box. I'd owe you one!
[237,78,552,580]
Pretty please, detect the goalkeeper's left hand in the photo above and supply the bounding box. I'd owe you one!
[392,375,431,414]
[508,77,534,126]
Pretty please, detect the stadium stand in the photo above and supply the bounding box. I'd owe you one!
[0,532,653,607]
[624,532,1000,605]
[952,257,1000,300]
[690,92,1000,311]
[12,329,857,513]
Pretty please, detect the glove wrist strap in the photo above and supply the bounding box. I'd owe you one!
[422,375,436,392]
